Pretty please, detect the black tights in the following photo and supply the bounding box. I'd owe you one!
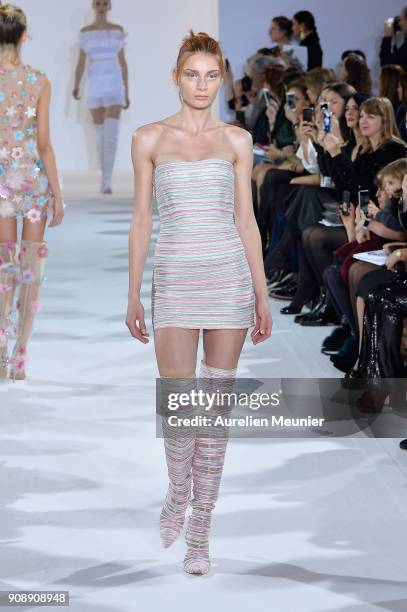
[288,225,347,308]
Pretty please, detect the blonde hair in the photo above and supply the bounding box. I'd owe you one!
[174,30,225,83]
[380,158,407,184]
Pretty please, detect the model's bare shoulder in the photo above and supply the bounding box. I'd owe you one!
[80,25,95,33]
[224,124,253,160]
[108,23,124,31]
[131,123,163,161]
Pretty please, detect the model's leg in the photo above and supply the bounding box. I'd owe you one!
[10,217,47,380]
[102,105,122,194]
[183,328,246,575]
[90,107,105,189]
[0,219,18,378]
[154,327,200,547]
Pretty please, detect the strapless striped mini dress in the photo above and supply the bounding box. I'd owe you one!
[151,158,255,330]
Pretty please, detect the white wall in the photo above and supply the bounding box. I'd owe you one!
[15,0,218,172]
[219,0,404,120]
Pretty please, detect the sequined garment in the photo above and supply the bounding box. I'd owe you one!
[151,158,256,330]
[359,274,407,379]
[0,64,53,222]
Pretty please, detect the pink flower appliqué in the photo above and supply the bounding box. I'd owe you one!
[11,147,24,159]
[29,300,41,314]
[37,244,48,258]
[0,283,10,294]
[25,208,41,223]
[6,241,15,251]
[17,346,26,356]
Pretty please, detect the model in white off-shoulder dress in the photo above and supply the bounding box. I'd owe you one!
[72,0,130,194]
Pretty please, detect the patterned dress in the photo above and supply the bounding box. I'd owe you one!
[151,158,256,329]
[0,64,53,222]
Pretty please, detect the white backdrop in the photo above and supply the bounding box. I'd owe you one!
[15,0,218,173]
[219,0,404,120]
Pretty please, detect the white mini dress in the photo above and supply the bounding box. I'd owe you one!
[78,28,126,109]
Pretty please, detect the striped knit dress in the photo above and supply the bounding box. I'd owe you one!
[151,158,255,330]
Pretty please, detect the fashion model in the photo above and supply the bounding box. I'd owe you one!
[0,4,64,381]
[126,31,272,575]
[73,0,129,194]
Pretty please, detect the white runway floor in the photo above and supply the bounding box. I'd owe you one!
[1,176,407,611]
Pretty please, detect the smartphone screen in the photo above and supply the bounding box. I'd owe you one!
[302,107,313,123]
[287,92,296,110]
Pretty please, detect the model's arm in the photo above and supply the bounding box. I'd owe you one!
[73,48,86,99]
[118,48,129,108]
[36,77,64,227]
[125,127,154,343]
[232,128,272,345]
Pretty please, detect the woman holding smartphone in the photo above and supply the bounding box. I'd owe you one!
[0,4,64,380]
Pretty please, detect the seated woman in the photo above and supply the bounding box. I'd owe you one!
[339,52,372,96]
[324,160,407,373]
[293,96,407,323]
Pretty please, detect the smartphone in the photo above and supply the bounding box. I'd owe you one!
[323,111,332,133]
[262,88,270,106]
[225,58,230,72]
[342,190,351,215]
[358,189,370,214]
[319,101,329,112]
[287,92,296,110]
[302,107,313,123]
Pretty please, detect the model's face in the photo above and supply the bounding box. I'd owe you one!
[359,110,382,137]
[269,21,285,43]
[292,18,301,38]
[383,175,402,197]
[324,90,345,118]
[93,0,111,18]
[345,98,359,129]
[176,54,222,109]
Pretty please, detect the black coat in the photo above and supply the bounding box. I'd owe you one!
[380,36,407,71]
[328,139,407,204]
[300,31,323,70]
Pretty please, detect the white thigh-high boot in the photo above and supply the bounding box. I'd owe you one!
[158,374,197,548]
[0,241,18,378]
[183,359,236,575]
[102,117,119,194]
[95,123,104,172]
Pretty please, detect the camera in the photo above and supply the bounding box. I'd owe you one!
[322,110,332,133]
[358,189,370,214]
[319,101,329,112]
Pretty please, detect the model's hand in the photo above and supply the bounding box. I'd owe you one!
[72,87,80,100]
[251,298,272,345]
[126,298,149,343]
[48,196,65,227]
[123,93,130,110]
